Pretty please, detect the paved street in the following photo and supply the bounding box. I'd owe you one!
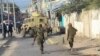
[0,34,11,47]
[0,30,21,48]
[1,0,100,56]
[0,37,71,56]
[0,34,100,56]
[0,37,70,56]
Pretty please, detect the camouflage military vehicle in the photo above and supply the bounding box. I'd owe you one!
[21,12,48,37]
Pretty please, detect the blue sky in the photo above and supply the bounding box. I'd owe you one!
[9,0,32,12]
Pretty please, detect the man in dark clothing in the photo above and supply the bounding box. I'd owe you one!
[17,23,22,34]
[8,23,13,37]
[67,23,77,51]
[3,23,7,39]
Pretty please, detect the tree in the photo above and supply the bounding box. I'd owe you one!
[86,0,100,9]
[56,0,100,15]
[56,0,89,14]
[10,3,20,13]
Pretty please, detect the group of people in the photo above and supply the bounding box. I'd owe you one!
[31,23,77,54]
[3,22,13,39]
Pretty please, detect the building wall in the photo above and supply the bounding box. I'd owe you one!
[64,9,100,39]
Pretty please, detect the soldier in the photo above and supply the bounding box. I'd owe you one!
[36,24,45,54]
[32,24,46,54]
[67,23,77,51]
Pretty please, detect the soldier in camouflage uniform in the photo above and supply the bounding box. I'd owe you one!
[36,24,45,54]
[67,23,77,51]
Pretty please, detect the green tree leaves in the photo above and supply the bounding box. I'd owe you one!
[57,0,100,14]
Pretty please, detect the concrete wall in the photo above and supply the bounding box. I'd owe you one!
[64,9,100,39]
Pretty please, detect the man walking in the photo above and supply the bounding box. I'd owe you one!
[17,23,21,34]
[3,22,7,39]
[8,22,13,37]
[37,24,45,54]
[67,23,77,51]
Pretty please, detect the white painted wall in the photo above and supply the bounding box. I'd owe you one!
[64,9,100,39]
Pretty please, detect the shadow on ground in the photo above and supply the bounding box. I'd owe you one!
[44,45,100,56]
[44,48,68,54]
[0,37,14,56]
[71,45,100,56]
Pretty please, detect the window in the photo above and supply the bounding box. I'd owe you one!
[40,19,43,22]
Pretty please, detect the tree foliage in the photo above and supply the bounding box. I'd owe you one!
[57,0,100,14]
[85,0,100,9]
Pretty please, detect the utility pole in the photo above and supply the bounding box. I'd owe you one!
[0,0,4,36]
[7,0,10,24]
[12,0,16,31]
[2,1,4,12]
[48,0,52,27]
